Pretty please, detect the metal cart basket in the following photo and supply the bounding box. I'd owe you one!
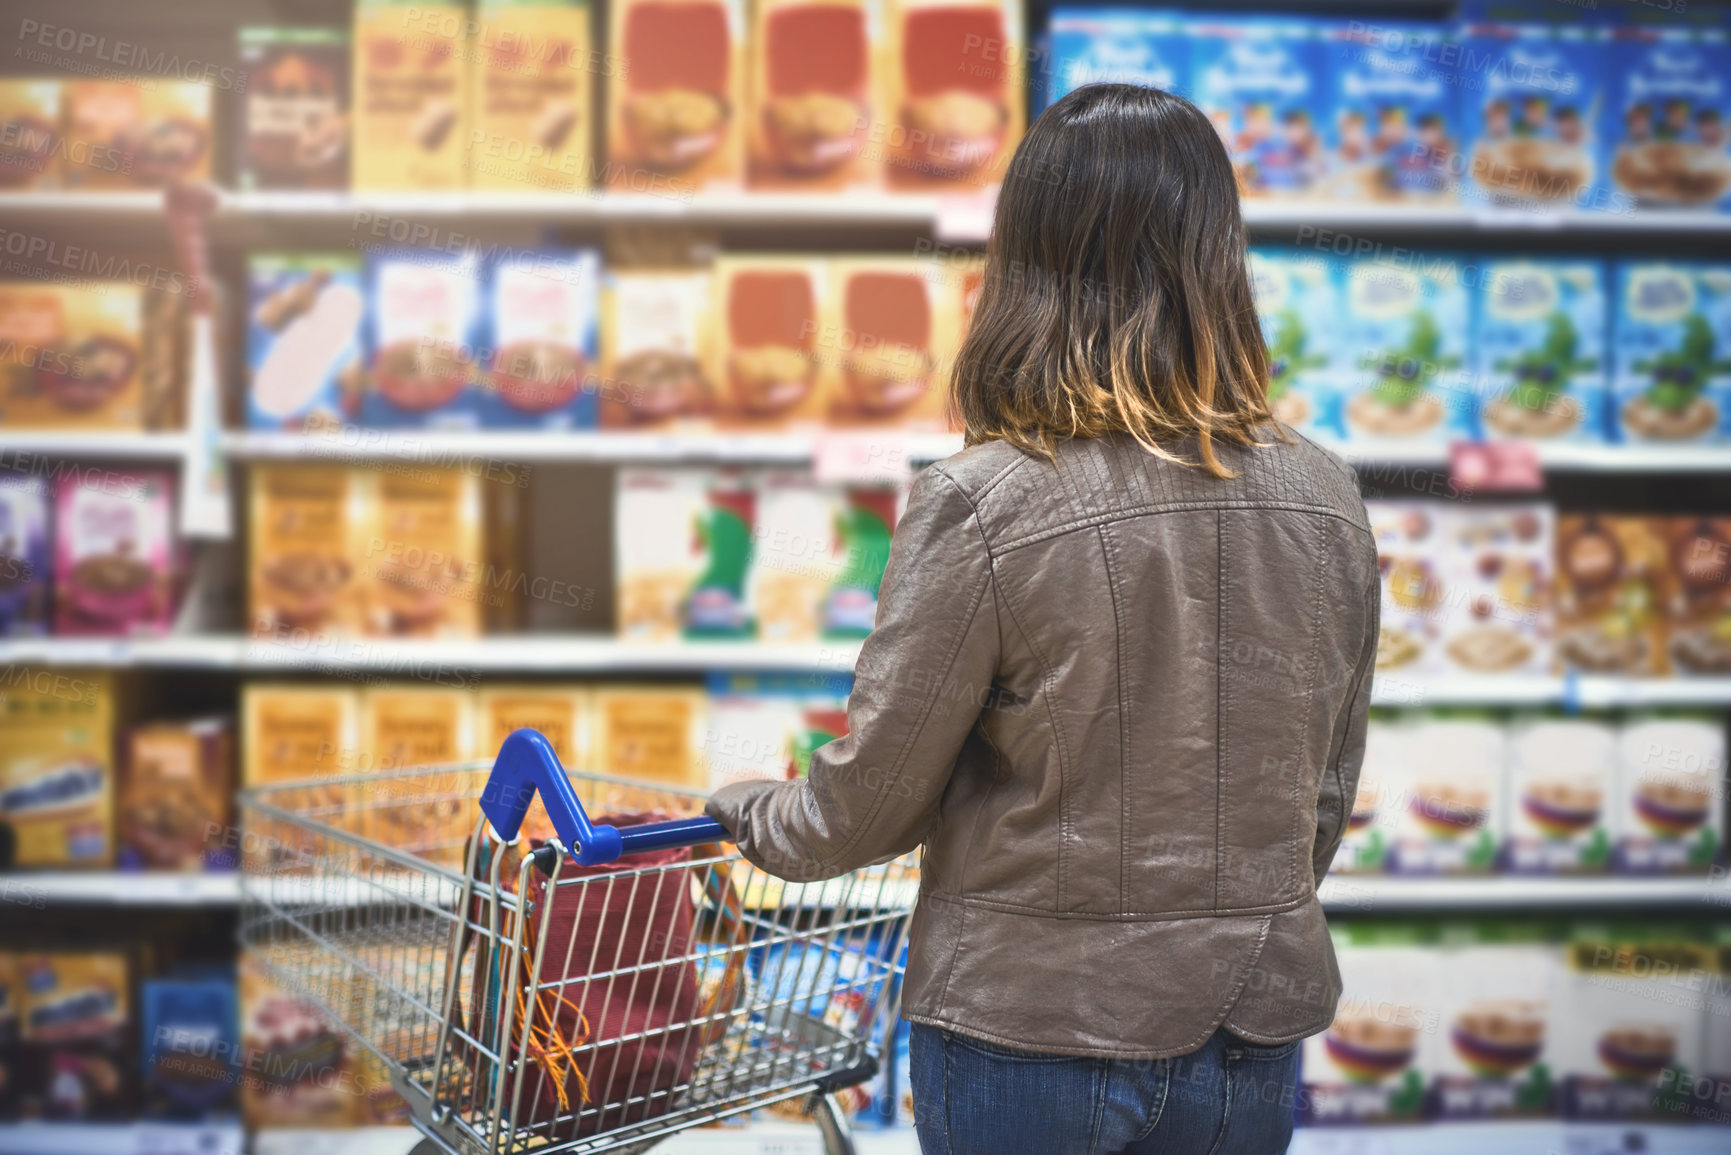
[239,729,917,1155]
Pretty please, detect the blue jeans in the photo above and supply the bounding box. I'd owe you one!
[909,1023,1300,1155]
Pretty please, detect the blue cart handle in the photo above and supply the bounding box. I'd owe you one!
[480,728,731,866]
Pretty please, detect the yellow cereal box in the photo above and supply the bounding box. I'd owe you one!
[18,953,127,1045]
[0,669,115,867]
[360,468,484,638]
[471,0,595,192]
[0,282,145,430]
[241,683,360,860]
[883,0,1024,191]
[62,79,213,189]
[607,0,744,192]
[599,268,715,429]
[0,79,61,190]
[709,256,828,429]
[747,0,881,190]
[352,0,471,190]
[359,686,475,865]
[249,465,364,640]
[823,256,960,430]
[589,685,708,789]
[240,951,360,1128]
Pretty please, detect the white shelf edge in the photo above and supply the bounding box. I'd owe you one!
[0,1123,245,1155]
[219,430,966,464]
[0,432,190,460]
[1318,873,1731,912]
[1,871,240,906]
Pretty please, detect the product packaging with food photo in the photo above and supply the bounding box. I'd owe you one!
[247,254,367,431]
[477,250,600,428]
[1475,259,1608,443]
[1611,261,1731,444]
[609,0,744,190]
[883,0,1024,190]
[748,0,881,190]
[362,251,484,427]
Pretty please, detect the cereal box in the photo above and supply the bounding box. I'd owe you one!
[249,465,362,640]
[589,685,708,788]
[0,475,49,636]
[241,683,361,862]
[239,27,351,190]
[883,0,1024,190]
[1248,247,1339,435]
[246,254,366,431]
[118,718,233,872]
[1666,517,1731,676]
[617,468,757,640]
[471,0,594,194]
[1505,714,1615,874]
[1189,17,1326,199]
[1299,924,1437,1125]
[360,686,475,866]
[1046,10,1186,106]
[1320,21,1457,204]
[710,256,827,428]
[141,976,238,1116]
[240,951,359,1128]
[362,250,484,428]
[1476,259,1609,443]
[748,0,881,191]
[1430,931,1559,1119]
[1613,713,1724,875]
[1366,501,1446,674]
[1554,516,1671,676]
[754,472,903,642]
[704,671,850,790]
[608,0,745,191]
[1707,927,1731,1123]
[360,468,484,638]
[1605,27,1731,213]
[599,269,714,428]
[1384,713,1505,876]
[62,79,212,189]
[1333,710,1404,875]
[352,0,470,191]
[1437,504,1554,677]
[478,250,600,428]
[824,257,959,431]
[0,282,145,430]
[1336,256,1473,443]
[1611,261,1731,444]
[0,79,61,190]
[52,471,175,637]
[19,953,130,1120]
[0,670,114,868]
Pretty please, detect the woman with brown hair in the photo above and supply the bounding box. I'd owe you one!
[708,83,1379,1154]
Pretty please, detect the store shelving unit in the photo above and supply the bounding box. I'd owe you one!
[0,1121,244,1155]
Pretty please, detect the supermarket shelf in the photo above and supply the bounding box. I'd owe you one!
[1334,441,1731,474]
[221,430,966,465]
[1240,202,1731,237]
[0,871,239,907]
[0,1122,243,1155]
[1371,674,1731,708]
[0,431,190,461]
[1317,873,1731,913]
[253,1123,923,1155]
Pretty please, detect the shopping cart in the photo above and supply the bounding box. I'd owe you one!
[239,728,917,1155]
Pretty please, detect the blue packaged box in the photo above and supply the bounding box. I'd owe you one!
[1476,258,1609,443]
[1611,261,1731,444]
[1248,247,1341,436]
[1045,10,1187,106]
[361,249,484,429]
[1605,27,1731,213]
[0,475,49,635]
[1461,19,1610,211]
[1335,254,1473,443]
[245,254,365,431]
[1320,21,1459,203]
[476,250,600,429]
[141,977,238,1117]
[1189,17,1327,198]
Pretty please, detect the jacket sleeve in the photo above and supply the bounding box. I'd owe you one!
[705,466,1000,882]
[1312,562,1380,884]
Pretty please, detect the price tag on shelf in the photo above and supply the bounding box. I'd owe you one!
[813,432,915,484]
[935,189,997,243]
[1448,440,1542,494]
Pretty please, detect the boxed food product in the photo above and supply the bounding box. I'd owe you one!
[0,953,17,1118]
[1384,713,1505,875]
[0,475,49,636]
[240,684,360,862]
[824,257,958,430]
[1505,715,1615,874]
[362,250,484,428]
[471,0,594,193]
[0,282,145,430]
[0,670,115,868]
[1611,261,1731,444]
[1476,259,1608,443]
[1666,517,1731,676]
[478,250,600,428]
[248,465,362,639]
[747,0,878,190]
[1366,501,1446,674]
[53,471,176,637]
[1248,247,1339,434]
[360,687,475,866]
[1299,925,1436,1125]
[589,685,708,788]
[704,671,850,789]
[118,718,233,872]
[359,468,484,637]
[616,468,756,640]
[1337,256,1472,443]
[1438,504,1554,677]
[1189,17,1326,199]
[1556,931,1706,1121]
[238,27,351,190]
[0,79,61,190]
[711,256,827,428]
[599,269,714,428]
[1319,22,1456,204]
[1707,925,1731,1124]
[754,472,902,642]
[62,79,212,189]
[351,0,469,190]
[1333,711,1402,875]
[246,254,366,431]
[1045,10,1186,106]
[608,0,745,191]
[140,976,238,1117]
[1430,932,1558,1119]
[18,953,130,1120]
[240,951,358,1128]
[1554,516,1671,676]
[1613,713,1724,874]
[883,0,1024,190]
[1605,27,1731,213]
[1462,19,1604,209]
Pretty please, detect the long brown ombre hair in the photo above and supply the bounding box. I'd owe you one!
[951,83,1275,478]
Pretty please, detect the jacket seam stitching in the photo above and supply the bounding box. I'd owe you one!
[968,452,1033,502]
[1097,523,1131,915]
[919,888,1311,922]
[992,501,1367,555]
[1215,510,1226,911]
[1292,516,1329,897]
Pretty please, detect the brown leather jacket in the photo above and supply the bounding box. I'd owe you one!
[706,429,1379,1059]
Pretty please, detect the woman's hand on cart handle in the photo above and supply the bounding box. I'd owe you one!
[481,728,734,866]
